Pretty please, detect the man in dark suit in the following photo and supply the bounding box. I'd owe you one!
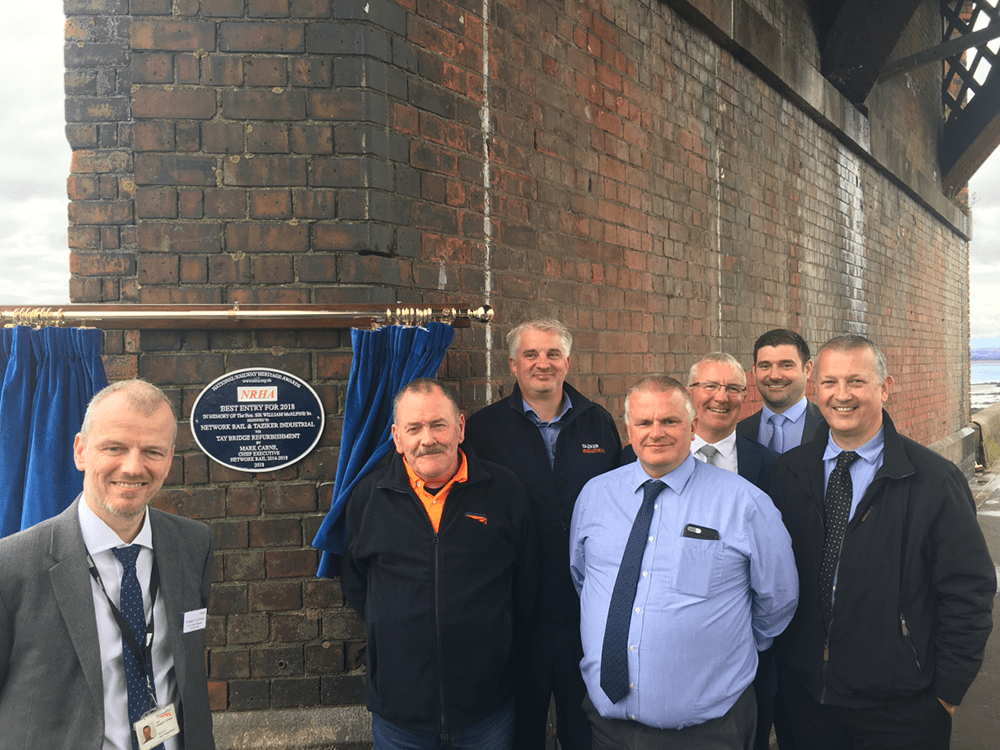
[0,379,215,750]
[737,329,825,452]
[686,352,779,492]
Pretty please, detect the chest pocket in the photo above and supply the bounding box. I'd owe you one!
[673,538,721,597]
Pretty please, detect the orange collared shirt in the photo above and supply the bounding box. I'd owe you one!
[402,449,469,533]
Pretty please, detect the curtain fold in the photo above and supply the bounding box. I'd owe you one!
[312,322,455,577]
[0,326,108,537]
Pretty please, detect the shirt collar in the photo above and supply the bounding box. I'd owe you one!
[760,396,808,424]
[692,430,737,459]
[402,448,469,494]
[630,451,697,496]
[522,391,572,425]
[77,495,154,553]
[823,427,885,465]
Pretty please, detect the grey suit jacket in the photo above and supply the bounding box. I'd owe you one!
[0,498,215,750]
[736,399,826,450]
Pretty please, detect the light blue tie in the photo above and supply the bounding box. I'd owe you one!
[768,413,786,453]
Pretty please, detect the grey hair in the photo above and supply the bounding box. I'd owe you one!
[818,334,888,382]
[506,318,573,359]
[79,379,176,444]
[687,352,746,387]
[624,375,696,423]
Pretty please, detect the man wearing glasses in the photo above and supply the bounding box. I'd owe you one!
[737,329,825,453]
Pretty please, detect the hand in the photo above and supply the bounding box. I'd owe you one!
[938,698,956,716]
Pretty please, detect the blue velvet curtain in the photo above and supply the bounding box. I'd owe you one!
[0,326,108,537]
[312,322,455,577]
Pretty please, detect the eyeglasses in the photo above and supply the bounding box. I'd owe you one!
[689,382,747,395]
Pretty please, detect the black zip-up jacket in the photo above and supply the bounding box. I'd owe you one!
[770,411,995,707]
[464,382,622,621]
[341,448,537,738]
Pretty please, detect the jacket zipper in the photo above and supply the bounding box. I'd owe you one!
[392,483,452,743]
[434,533,448,744]
[900,614,922,673]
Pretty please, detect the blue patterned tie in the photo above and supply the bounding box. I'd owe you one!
[768,413,786,453]
[112,546,162,750]
[599,479,664,703]
[818,451,860,634]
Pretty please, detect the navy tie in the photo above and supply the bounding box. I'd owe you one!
[768,413,786,453]
[112,546,162,750]
[818,451,861,634]
[600,479,664,703]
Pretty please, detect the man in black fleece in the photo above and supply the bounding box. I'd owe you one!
[465,318,622,750]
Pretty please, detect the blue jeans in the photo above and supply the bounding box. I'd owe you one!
[371,701,515,750]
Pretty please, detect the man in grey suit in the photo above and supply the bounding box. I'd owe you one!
[0,379,215,750]
[737,329,825,452]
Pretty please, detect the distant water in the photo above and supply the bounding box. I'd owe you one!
[972,361,1000,384]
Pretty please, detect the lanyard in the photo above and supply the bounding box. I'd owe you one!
[86,549,161,708]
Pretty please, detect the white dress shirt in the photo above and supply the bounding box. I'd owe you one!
[692,431,739,474]
[78,500,180,750]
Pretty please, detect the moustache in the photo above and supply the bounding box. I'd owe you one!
[415,445,447,458]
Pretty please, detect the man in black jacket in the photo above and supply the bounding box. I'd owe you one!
[770,334,995,750]
[465,318,621,750]
[342,379,537,750]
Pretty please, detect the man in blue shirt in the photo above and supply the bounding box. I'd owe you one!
[570,375,798,749]
[737,329,825,452]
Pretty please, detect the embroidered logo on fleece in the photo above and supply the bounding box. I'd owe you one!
[465,513,488,525]
[581,443,605,454]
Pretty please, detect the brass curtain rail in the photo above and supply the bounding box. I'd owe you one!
[0,304,494,330]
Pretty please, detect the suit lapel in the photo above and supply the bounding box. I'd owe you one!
[150,511,188,696]
[735,435,762,486]
[48,499,105,715]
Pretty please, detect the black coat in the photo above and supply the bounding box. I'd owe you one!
[341,449,537,735]
[769,412,995,707]
[464,382,621,621]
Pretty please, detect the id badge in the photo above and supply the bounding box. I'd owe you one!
[135,703,180,749]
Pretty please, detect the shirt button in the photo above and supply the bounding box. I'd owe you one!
[648,536,654,542]
[629,645,635,652]
[635,607,641,613]
[629,682,635,689]
[642,571,648,577]
[630,714,637,720]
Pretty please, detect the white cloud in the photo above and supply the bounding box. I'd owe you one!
[0,3,70,306]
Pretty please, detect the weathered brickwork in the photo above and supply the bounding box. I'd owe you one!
[64,0,972,718]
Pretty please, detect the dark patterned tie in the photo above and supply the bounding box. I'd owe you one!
[112,546,163,750]
[818,451,861,634]
[768,413,787,453]
[599,479,664,703]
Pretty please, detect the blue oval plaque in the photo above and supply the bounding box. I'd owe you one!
[191,368,325,473]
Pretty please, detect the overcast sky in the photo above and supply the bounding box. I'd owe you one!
[1,8,998,347]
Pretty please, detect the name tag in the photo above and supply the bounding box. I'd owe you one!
[183,608,207,633]
[135,703,180,749]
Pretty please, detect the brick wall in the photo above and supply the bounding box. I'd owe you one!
[64,0,972,721]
